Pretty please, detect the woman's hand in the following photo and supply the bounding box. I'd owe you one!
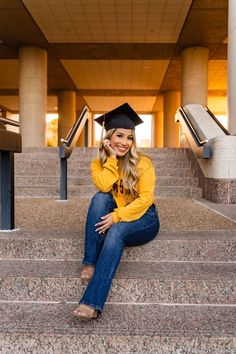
[95,212,114,234]
[102,139,116,158]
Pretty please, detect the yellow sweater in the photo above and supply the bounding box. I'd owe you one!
[90,155,156,223]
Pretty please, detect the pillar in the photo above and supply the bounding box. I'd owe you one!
[163,91,180,147]
[57,91,76,145]
[181,47,209,107]
[228,0,236,134]
[19,47,47,147]
[153,111,163,147]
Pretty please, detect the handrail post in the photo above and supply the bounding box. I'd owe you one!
[0,151,15,230]
[85,120,88,147]
[59,145,69,200]
[59,106,90,200]
[60,157,68,200]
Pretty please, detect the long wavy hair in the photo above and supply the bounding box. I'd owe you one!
[98,128,140,199]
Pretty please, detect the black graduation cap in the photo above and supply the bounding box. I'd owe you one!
[95,103,143,131]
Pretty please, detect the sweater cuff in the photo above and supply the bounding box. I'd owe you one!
[111,211,120,223]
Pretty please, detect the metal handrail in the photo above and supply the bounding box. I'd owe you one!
[0,117,20,127]
[176,106,208,146]
[205,106,230,135]
[59,106,90,200]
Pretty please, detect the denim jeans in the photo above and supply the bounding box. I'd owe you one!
[79,192,160,312]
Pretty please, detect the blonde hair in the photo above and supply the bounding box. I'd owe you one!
[99,129,140,199]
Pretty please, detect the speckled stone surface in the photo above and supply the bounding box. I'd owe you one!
[197,198,236,223]
[0,303,235,337]
[0,236,235,261]
[186,147,236,204]
[15,185,202,198]
[0,260,235,280]
[15,156,191,174]
[0,334,235,354]
[0,261,235,304]
[2,229,236,240]
[13,197,236,230]
[16,176,198,188]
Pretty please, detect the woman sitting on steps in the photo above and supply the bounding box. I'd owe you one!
[73,103,160,319]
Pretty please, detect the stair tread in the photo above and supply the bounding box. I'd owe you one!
[0,302,235,337]
[0,260,235,280]
[1,229,236,240]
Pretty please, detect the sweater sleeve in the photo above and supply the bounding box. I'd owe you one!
[111,158,155,223]
[91,157,119,192]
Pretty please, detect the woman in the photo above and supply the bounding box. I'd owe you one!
[73,103,160,319]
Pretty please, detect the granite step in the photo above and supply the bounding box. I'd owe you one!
[15,166,195,178]
[0,302,235,353]
[15,185,202,198]
[15,175,198,187]
[0,230,235,262]
[0,260,235,304]
[18,147,189,157]
[14,158,191,174]
[16,152,190,161]
[13,197,236,231]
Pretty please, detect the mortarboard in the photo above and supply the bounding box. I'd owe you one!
[95,103,143,131]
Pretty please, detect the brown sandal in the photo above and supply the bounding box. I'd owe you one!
[80,265,95,284]
[73,304,98,320]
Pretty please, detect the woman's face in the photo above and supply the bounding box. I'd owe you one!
[109,128,134,157]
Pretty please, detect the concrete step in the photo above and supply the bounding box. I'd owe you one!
[15,158,191,174]
[15,152,190,163]
[13,197,236,231]
[0,260,235,304]
[1,230,235,262]
[0,302,235,353]
[15,185,202,198]
[15,166,194,178]
[19,147,188,157]
[15,175,198,187]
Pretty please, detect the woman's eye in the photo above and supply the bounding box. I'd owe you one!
[128,137,133,140]
[116,134,122,138]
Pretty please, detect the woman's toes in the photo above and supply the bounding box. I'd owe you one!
[73,304,97,319]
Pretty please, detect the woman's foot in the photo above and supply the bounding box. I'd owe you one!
[73,304,98,319]
[80,265,95,284]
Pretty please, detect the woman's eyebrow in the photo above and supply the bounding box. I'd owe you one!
[115,131,133,138]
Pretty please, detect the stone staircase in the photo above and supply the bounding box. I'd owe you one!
[14,147,202,198]
[0,148,235,353]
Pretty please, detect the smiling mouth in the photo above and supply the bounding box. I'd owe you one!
[116,146,128,152]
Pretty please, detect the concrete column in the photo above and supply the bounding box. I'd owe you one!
[181,47,209,107]
[163,91,180,147]
[228,0,236,134]
[153,111,163,147]
[19,47,47,147]
[57,91,76,145]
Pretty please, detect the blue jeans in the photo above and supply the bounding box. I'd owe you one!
[79,192,160,312]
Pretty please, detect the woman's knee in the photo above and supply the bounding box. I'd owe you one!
[91,192,113,206]
[105,225,124,248]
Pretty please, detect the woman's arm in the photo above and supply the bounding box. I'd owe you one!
[91,158,119,192]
